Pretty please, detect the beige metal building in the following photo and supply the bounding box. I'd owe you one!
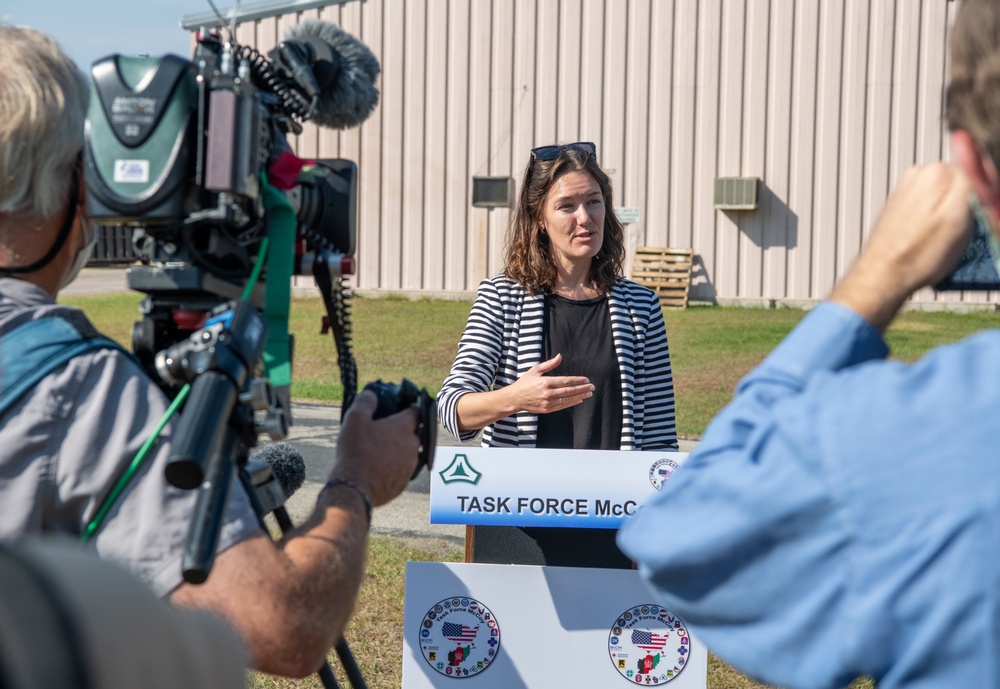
[183,0,990,306]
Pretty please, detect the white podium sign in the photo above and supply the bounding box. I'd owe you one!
[429,447,687,529]
[403,562,707,687]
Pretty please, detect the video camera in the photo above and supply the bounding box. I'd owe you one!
[82,23,364,414]
[81,19,436,564]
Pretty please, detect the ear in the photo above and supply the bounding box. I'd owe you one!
[952,129,1000,217]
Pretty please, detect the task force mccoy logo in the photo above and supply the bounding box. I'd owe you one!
[648,458,680,491]
[608,605,690,684]
[419,597,500,678]
[438,454,482,485]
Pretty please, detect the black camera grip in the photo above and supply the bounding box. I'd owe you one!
[166,371,238,490]
[181,425,239,584]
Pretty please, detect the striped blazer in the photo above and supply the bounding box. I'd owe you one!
[438,276,678,450]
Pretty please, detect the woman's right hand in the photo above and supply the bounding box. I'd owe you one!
[454,353,595,432]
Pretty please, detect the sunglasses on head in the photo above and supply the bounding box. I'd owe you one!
[530,141,597,163]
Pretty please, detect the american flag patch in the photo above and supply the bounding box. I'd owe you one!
[631,629,668,651]
[442,621,479,642]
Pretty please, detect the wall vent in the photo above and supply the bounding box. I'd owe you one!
[713,177,759,210]
[472,177,512,208]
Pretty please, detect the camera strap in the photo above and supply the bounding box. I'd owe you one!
[0,316,130,417]
[0,316,163,543]
[259,178,296,392]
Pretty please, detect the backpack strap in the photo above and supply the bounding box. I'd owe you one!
[0,316,131,416]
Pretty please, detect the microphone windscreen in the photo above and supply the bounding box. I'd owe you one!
[251,442,307,498]
[284,20,380,130]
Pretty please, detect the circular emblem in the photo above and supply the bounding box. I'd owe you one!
[649,458,680,490]
[608,605,690,684]
[419,597,500,679]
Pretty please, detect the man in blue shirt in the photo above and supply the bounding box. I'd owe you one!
[618,1,1000,688]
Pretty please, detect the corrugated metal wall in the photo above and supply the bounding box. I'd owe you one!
[224,0,989,304]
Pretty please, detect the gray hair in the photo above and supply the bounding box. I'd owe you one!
[0,23,90,220]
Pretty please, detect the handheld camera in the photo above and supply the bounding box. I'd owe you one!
[935,195,1000,291]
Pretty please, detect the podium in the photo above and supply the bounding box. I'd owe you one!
[401,447,707,687]
[453,447,675,568]
[464,522,631,568]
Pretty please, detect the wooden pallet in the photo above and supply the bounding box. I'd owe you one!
[631,247,694,309]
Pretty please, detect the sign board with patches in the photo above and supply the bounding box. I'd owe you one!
[403,562,708,688]
[430,447,688,529]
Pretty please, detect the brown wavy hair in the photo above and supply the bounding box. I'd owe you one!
[502,146,625,295]
[946,0,1000,160]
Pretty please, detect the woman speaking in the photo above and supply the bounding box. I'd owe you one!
[438,142,678,568]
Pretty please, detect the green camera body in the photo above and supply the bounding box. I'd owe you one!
[84,54,200,226]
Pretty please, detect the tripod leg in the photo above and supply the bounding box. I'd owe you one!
[336,639,368,689]
[317,661,341,689]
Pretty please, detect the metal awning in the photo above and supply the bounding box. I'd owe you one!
[180,0,354,31]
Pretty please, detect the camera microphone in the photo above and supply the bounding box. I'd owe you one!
[251,442,307,499]
[273,19,381,130]
[246,442,306,519]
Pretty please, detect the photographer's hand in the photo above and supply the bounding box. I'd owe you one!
[169,389,420,678]
[829,163,971,332]
[330,388,421,507]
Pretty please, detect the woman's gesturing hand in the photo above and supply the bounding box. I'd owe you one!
[454,353,596,432]
[505,353,595,414]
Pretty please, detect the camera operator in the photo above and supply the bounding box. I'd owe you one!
[618,1,1000,687]
[0,22,419,679]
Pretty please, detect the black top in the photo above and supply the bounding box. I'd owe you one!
[471,292,632,570]
[536,293,623,450]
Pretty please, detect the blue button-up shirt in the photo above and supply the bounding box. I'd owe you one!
[618,302,1000,689]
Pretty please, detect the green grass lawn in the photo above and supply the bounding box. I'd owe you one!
[62,292,1000,438]
[60,292,995,689]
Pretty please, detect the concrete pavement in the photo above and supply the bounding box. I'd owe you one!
[60,266,130,296]
[280,401,467,556]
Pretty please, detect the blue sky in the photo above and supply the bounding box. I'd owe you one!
[2,0,214,73]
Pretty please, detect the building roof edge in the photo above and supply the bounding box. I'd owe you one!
[181,0,351,31]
